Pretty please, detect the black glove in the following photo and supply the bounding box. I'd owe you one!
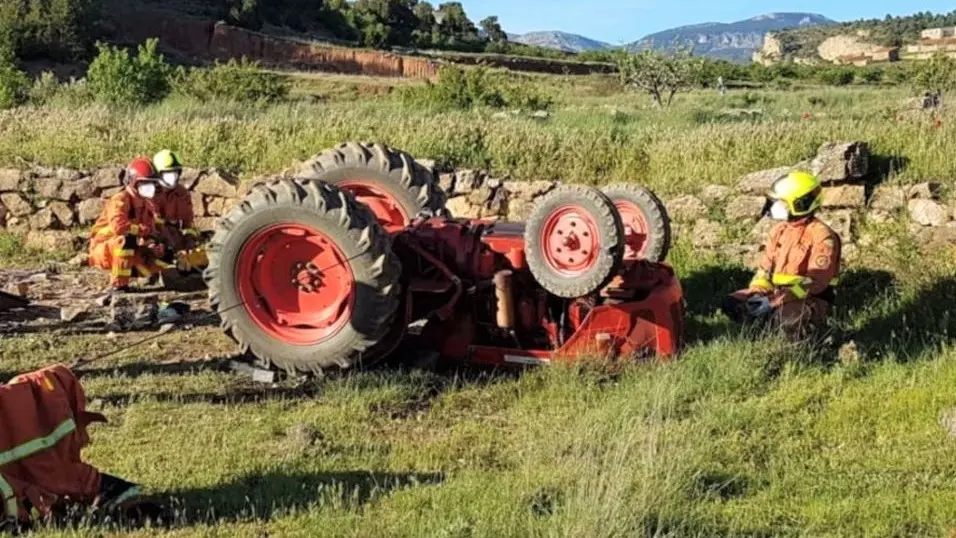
[123,235,137,250]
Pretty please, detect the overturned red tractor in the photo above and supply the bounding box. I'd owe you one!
[204,142,685,374]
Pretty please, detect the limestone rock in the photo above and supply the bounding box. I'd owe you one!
[0,169,22,192]
[193,169,238,198]
[438,172,456,194]
[818,210,855,243]
[179,167,203,190]
[452,170,483,196]
[811,141,869,183]
[33,177,62,199]
[76,198,104,225]
[100,187,123,199]
[821,184,866,209]
[929,222,956,247]
[48,201,75,227]
[0,193,32,217]
[92,167,123,190]
[699,184,732,204]
[193,217,219,232]
[692,219,721,248]
[23,230,75,252]
[59,178,95,202]
[908,199,949,227]
[5,216,28,233]
[483,188,508,218]
[506,198,534,221]
[445,197,480,219]
[191,192,207,217]
[503,180,555,201]
[53,168,82,182]
[29,208,58,230]
[737,166,792,195]
[725,196,767,221]
[870,186,906,211]
[908,182,943,200]
[417,159,436,173]
[666,195,708,222]
[206,197,226,216]
[868,210,895,223]
[467,185,496,207]
[61,305,93,323]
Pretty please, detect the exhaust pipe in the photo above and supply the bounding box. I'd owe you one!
[494,270,515,330]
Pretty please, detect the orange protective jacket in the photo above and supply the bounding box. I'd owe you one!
[154,185,194,229]
[89,189,157,245]
[749,216,842,303]
[0,365,106,522]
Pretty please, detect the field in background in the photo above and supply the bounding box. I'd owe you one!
[5,69,956,537]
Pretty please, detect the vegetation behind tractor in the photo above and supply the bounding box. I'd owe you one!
[204,142,684,375]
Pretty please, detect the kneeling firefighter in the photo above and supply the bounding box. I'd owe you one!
[88,158,170,291]
[152,150,206,273]
[0,365,152,531]
[722,171,841,338]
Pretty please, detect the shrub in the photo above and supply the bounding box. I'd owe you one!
[174,58,290,103]
[0,57,28,109]
[817,68,854,87]
[29,71,60,106]
[400,66,550,111]
[87,39,172,106]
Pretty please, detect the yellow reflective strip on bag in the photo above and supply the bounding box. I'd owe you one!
[0,419,76,467]
[113,249,134,257]
[0,475,16,519]
[112,268,132,277]
[771,273,806,287]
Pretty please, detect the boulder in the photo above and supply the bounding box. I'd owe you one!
[438,172,456,194]
[737,166,791,195]
[452,170,483,196]
[445,197,481,219]
[506,198,534,221]
[821,184,866,208]
[193,169,238,198]
[5,216,28,233]
[59,178,95,202]
[23,230,76,252]
[0,169,22,192]
[502,180,555,201]
[179,167,203,190]
[908,182,943,200]
[193,217,219,232]
[0,193,32,216]
[666,195,708,222]
[870,186,907,211]
[818,210,856,244]
[699,184,732,205]
[467,185,496,207]
[908,199,949,227]
[29,208,58,230]
[725,196,767,221]
[192,192,207,217]
[206,197,226,216]
[53,168,82,182]
[482,188,508,218]
[33,177,62,199]
[691,219,722,248]
[92,167,123,190]
[810,141,869,183]
[76,198,105,225]
[929,222,956,247]
[48,201,76,228]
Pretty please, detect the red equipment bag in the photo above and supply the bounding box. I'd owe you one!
[0,364,107,523]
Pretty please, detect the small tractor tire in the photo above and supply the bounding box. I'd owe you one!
[204,178,402,375]
[297,142,448,232]
[601,183,672,263]
[525,184,625,299]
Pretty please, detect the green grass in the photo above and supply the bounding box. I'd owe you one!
[4,73,956,536]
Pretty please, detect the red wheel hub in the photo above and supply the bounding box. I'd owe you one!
[237,224,355,345]
[338,180,409,233]
[540,205,600,276]
[615,201,650,260]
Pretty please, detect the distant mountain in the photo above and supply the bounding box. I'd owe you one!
[509,31,612,53]
[627,12,836,62]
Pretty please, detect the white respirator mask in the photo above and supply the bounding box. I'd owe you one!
[769,200,789,221]
[137,182,157,199]
[160,171,180,189]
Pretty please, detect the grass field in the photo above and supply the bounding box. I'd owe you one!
[4,72,956,537]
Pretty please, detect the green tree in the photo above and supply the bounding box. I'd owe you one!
[913,52,956,96]
[411,0,436,46]
[87,39,172,106]
[435,2,482,48]
[616,49,703,107]
[480,15,506,42]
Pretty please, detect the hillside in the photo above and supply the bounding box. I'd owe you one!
[509,31,612,53]
[628,12,835,62]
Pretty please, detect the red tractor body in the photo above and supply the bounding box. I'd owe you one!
[206,142,686,376]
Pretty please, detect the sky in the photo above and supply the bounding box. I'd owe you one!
[460,1,956,45]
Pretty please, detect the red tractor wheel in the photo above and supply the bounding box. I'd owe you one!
[296,142,448,233]
[204,178,402,375]
[601,184,672,262]
[524,185,625,299]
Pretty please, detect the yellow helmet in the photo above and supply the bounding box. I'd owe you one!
[769,171,822,217]
[152,149,182,173]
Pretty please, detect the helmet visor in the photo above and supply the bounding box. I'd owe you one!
[160,170,180,189]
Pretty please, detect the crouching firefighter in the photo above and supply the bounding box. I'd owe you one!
[151,150,206,273]
[88,158,171,291]
[0,364,158,532]
[721,171,842,339]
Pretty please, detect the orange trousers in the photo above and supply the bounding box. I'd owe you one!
[89,236,164,288]
[0,365,106,523]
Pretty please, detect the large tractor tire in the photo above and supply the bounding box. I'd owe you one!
[204,178,402,375]
[601,183,672,263]
[297,142,448,233]
[525,185,625,299]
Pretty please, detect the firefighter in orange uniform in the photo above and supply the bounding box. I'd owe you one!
[152,150,198,254]
[0,365,150,531]
[88,158,168,291]
[721,171,842,338]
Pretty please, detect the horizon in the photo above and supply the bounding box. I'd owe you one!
[460,1,956,45]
